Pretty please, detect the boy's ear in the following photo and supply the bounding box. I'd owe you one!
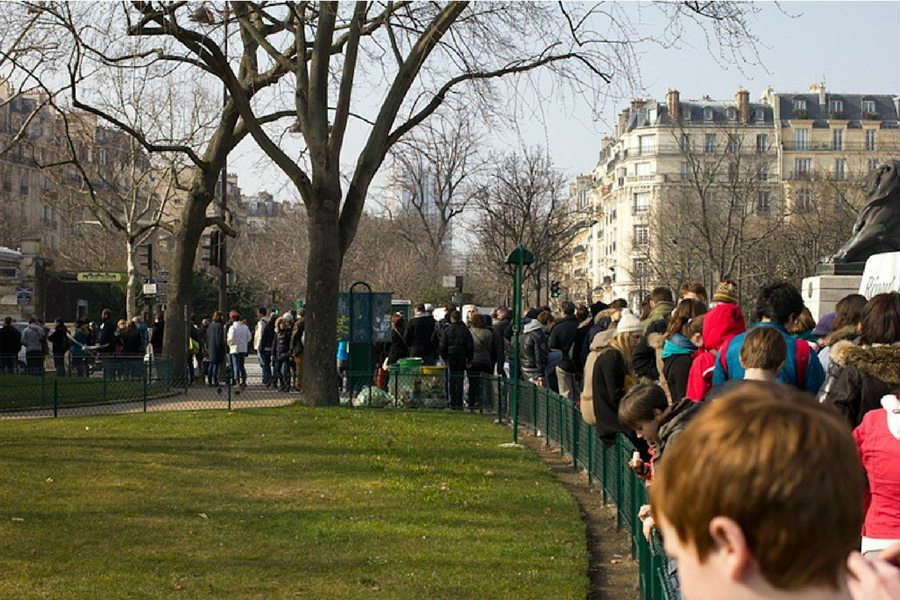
[653,408,664,418]
[708,516,753,582]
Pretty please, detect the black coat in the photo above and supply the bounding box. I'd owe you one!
[492,318,511,373]
[0,324,21,355]
[291,322,305,356]
[548,315,579,372]
[663,353,693,403]
[49,325,69,356]
[98,318,117,352]
[275,329,293,361]
[404,315,437,360]
[121,328,143,355]
[823,340,900,427]
[633,317,667,380]
[260,319,276,353]
[387,326,409,365]
[150,320,164,354]
[440,322,473,366]
[588,347,628,445]
[205,321,226,363]
[520,323,548,374]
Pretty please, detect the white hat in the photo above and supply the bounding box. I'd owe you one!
[424,303,434,313]
[616,309,642,335]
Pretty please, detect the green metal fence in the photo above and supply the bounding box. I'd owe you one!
[0,356,175,416]
[482,373,675,600]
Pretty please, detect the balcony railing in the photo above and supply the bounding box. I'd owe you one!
[782,140,898,152]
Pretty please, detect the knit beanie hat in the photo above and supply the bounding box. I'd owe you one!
[713,280,738,304]
[616,309,643,335]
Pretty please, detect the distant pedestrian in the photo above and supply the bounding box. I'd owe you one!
[549,301,580,402]
[69,320,90,377]
[440,310,473,409]
[467,313,494,410]
[205,311,226,386]
[274,317,293,392]
[48,318,70,377]
[0,316,22,374]
[22,318,46,375]
[256,308,275,387]
[404,304,438,365]
[226,310,251,388]
[291,311,305,391]
[150,313,164,355]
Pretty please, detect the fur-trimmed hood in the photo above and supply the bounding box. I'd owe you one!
[822,324,859,348]
[589,327,617,351]
[831,340,900,385]
[593,307,619,326]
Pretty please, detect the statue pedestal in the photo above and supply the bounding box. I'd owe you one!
[801,275,862,323]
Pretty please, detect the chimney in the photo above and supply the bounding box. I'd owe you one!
[735,88,750,123]
[617,107,630,137]
[666,89,681,121]
[630,98,646,111]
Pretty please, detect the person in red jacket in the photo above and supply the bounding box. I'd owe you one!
[854,392,900,556]
[685,296,745,402]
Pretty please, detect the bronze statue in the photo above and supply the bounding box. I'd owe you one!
[830,160,900,264]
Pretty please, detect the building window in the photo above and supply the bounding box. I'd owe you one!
[19,174,29,196]
[633,225,649,247]
[704,134,716,153]
[756,192,771,215]
[633,258,649,278]
[2,176,9,193]
[726,135,740,155]
[704,107,713,121]
[633,192,650,214]
[42,204,53,224]
[754,109,765,122]
[727,161,738,180]
[757,164,769,182]
[795,188,812,213]
[727,107,737,121]
[795,158,812,178]
[638,134,656,155]
[794,128,809,150]
[680,133,690,152]
[636,162,653,176]
[680,161,689,181]
[832,129,843,150]
[865,129,876,151]
[862,99,876,114]
[793,98,807,111]
[869,158,879,171]
[756,134,768,153]
[834,159,846,180]
[830,99,844,114]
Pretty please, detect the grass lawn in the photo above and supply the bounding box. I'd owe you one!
[0,374,170,411]
[0,405,588,599]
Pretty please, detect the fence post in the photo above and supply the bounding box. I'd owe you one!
[558,395,564,456]
[53,378,58,418]
[531,385,538,435]
[102,362,108,403]
[615,436,623,530]
[544,389,550,447]
[40,371,46,406]
[571,401,579,472]
[227,375,232,411]
[601,434,608,504]
[587,430,594,486]
[496,376,502,423]
[142,365,148,413]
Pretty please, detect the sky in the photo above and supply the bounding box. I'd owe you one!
[228,1,900,200]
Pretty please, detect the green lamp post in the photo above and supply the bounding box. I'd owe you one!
[505,245,534,443]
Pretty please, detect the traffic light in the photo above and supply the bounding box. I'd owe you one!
[138,243,153,273]
[202,230,220,266]
[550,280,561,298]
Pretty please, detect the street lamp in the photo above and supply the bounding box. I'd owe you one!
[191,2,230,312]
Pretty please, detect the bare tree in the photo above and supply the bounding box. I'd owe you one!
[382,111,483,279]
[472,147,590,307]
[22,1,763,404]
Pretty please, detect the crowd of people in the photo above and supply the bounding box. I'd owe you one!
[0,309,165,378]
[558,281,898,600]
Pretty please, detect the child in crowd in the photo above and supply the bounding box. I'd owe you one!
[650,383,899,600]
[684,282,745,401]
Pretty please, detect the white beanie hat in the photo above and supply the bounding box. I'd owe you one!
[616,309,642,335]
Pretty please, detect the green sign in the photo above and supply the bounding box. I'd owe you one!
[295,298,305,311]
[77,272,126,283]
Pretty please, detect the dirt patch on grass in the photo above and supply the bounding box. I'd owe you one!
[519,431,639,600]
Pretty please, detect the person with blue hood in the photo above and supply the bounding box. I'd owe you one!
[655,299,707,402]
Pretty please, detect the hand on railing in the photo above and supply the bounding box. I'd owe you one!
[638,504,655,543]
[847,543,900,600]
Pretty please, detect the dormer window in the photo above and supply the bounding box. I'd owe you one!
[727,107,737,121]
[793,98,807,111]
[703,107,713,121]
[830,99,844,114]
[682,104,691,121]
[862,99,876,114]
[754,109,765,122]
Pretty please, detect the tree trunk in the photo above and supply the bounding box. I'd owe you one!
[162,189,210,383]
[125,240,139,319]
[302,204,342,406]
